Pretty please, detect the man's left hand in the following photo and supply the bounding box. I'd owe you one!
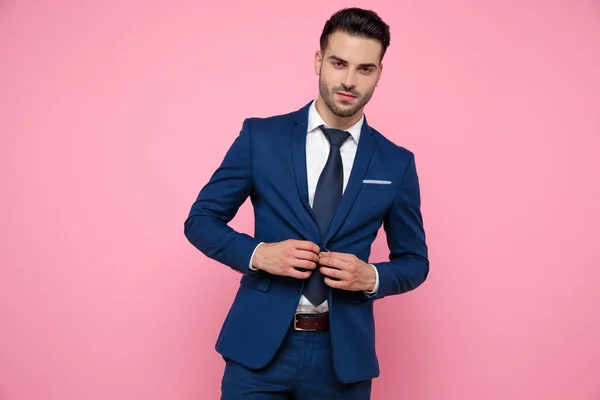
[318,251,376,292]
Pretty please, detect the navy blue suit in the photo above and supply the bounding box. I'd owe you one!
[184,101,429,390]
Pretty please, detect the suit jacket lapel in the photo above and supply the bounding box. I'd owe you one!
[323,120,376,245]
[290,103,320,233]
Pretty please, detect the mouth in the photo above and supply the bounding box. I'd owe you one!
[336,92,357,100]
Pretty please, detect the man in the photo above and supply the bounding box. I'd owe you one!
[184,7,429,400]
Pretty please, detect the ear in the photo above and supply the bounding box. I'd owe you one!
[314,51,322,75]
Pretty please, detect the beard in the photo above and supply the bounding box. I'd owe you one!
[319,78,375,118]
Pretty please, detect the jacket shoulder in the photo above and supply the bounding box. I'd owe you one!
[244,109,296,129]
[369,126,414,160]
[238,108,302,144]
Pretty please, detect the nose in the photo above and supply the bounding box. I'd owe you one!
[341,70,357,90]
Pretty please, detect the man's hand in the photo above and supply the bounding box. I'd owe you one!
[318,251,376,292]
[252,240,320,279]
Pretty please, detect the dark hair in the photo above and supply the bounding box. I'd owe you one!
[319,8,391,61]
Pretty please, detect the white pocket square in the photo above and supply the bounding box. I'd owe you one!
[362,179,392,184]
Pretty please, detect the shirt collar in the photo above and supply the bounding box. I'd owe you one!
[307,100,364,143]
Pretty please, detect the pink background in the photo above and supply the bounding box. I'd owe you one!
[1,0,599,399]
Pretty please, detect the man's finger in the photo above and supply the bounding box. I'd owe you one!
[294,249,320,262]
[295,260,317,270]
[320,251,354,261]
[294,240,320,254]
[324,277,345,289]
[320,266,349,281]
[289,268,312,279]
[319,256,348,270]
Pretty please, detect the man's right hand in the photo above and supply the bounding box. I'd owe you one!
[252,239,320,279]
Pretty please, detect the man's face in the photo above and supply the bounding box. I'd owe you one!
[315,30,383,118]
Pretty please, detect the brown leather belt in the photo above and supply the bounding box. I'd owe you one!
[293,312,329,331]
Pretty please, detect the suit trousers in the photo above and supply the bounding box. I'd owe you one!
[220,326,372,400]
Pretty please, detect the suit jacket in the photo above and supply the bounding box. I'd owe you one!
[184,101,429,383]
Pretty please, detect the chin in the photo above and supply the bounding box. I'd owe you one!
[335,99,354,107]
[333,109,358,118]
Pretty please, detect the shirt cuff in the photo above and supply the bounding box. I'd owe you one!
[364,264,379,295]
[248,242,264,273]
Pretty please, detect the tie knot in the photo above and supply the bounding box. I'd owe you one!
[319,125,351,148]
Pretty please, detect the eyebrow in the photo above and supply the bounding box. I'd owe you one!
[327,55,378,69]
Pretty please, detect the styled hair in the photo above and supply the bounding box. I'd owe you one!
[319,8,391,61]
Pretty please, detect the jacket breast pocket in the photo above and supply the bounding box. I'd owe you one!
[240,273,272,292]
[361,180,398,191]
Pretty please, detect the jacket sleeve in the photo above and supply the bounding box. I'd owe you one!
[184,119,261,275]
[371,152,430,299]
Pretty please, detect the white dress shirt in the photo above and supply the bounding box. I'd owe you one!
[250,100,379,313]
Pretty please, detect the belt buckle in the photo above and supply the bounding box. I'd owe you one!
[293,312,317,331]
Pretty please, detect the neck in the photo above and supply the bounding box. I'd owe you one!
[315,97,363,131]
